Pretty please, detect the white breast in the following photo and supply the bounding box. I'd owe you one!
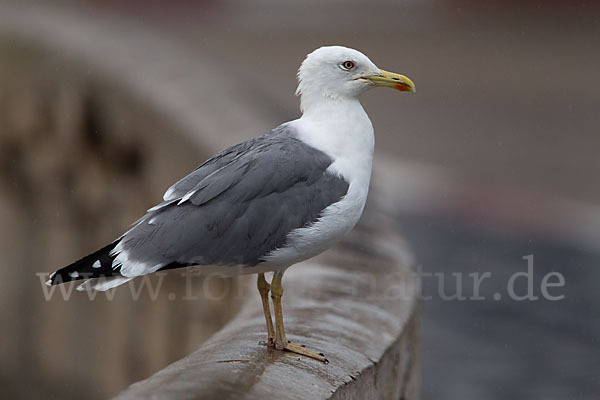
[263,98,375,268]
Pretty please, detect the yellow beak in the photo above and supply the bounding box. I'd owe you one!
[363,69,416,92]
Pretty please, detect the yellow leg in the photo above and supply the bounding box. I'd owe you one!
[270,271,287,347]
[257,273,275,346]
[270,271,328,363]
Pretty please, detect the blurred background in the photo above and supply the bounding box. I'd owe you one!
[0,0,598,399]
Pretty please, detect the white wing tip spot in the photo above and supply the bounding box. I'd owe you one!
[178,189,197,205]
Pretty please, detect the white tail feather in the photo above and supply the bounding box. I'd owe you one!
[76,276,133,292]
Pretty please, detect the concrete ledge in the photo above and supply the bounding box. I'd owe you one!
[115,199,419,400]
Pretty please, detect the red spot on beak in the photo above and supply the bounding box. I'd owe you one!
[395,84,412,92]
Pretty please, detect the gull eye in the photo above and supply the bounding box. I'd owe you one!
[340,60,355,71]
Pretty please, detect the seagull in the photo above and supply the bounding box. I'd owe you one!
[46,45,415,362]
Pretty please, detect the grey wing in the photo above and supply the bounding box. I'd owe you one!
[148,139,259,212]
[113,127,349,277]
[162,139,258,201]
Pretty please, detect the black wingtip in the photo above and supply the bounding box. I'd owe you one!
[47,240,121,286]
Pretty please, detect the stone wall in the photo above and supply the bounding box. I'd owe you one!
[0,37,240,400]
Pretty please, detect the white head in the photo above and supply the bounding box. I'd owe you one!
[296,45,415,113]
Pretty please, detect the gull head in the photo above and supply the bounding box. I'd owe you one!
[296,45,415,111]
